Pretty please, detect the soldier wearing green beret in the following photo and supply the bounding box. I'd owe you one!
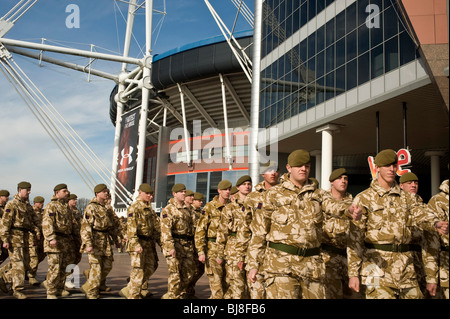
[80,184,123,299]
[320,168,363,299]
[348,150,449,299]
[0,190,10,266]
[216,175,253,299]
[247,149,326,299]
[65,193,82,289]
[120,183,161,299]
[0,182,41,299]
[26,196,46,286]
[161,183,196,299]
[195,180,232,298]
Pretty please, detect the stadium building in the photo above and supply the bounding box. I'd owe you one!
[109,0,449,211]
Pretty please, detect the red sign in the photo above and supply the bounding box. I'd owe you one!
[367,148,411,179]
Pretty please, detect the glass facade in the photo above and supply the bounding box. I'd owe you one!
[259,0,420,128]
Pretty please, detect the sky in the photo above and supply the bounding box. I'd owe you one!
[0,0,253,203]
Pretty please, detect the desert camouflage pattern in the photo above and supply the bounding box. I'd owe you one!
[125,197,161,299]
[427,179,449,298]
[348,179,441,296]
[186,206,205,296]
[80,197,122,298]
[195,195,228,298]
[216,196,248,299]
[365,285,423,299]
[28,206,45,280]
[68,206,82,267]
[247,173,325,299]
[160,199,196,299]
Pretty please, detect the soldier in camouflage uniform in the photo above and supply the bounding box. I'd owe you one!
[427,178,449,299]
[80,184,123,299]
[348,149,449,299]
[247,150,326,299]
[0,190,10,266]
[320,168,363,299]
[399,172,440,298]
[186,191,205,298]
[238,161,279,299]
[65,193,82,289]
[27,196,45,286]
[0,181,41,299]
[195,180,231,299]
[42,184,79,299]
[161,183,196,299]
[119,183,161,299]
[217,175,253,299]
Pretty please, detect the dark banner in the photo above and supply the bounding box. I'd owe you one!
[114,107,140,208]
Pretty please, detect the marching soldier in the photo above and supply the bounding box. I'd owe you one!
[66,193,82,289]
[195,180,231,299]
[120,183,161,299]
[0,182,41,299]
[80,184,122,299]
[216,175,252,299]
[27,196,45,286]
[427,178,449,299]
[247,149,326,299]
[348,149,449,299]
[321,168,362,299]
[161,183,196,299]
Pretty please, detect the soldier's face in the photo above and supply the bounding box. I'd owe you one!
[185,195,194,205]
[193,199,203,209]
[218,188,231,200]
[331,175,348,193]
[173,190,186,202]
[0,196,8,205]
[34,202,44,209]
[238,181,252,196]
[97,189,109,202]
[55,189,69,200]
[139,190,153,203]
[18,187,31,200]
[377,164,397,185]
[400,181,418,194]
[68,199,77,207]
[263,170,280,186]
[287,163,311,184]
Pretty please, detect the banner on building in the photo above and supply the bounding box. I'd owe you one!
[367,148,411,179]
[114,107,140,208]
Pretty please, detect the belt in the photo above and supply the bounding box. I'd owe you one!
[229,232,237,237]
[321,243,347,256]
[268,241,320,257]
[55,232,70,238]
[172,233,194,241]
[441,245,450,252]
[11,226,30,232]
[138,234,153,241]
[92,228,109,233]
[207,237,216,243]
[365,242,421,253]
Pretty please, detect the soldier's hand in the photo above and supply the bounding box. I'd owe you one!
[349,204,362,221]
[248,269,258,283]
[435,221,449,235]
[198,254,206,264]
[2,243,8,250]
[237,261,244,271]
[426,283,437,296]
[135,246,143,254]
[50,239,57,248]
[86,246,93,253]
[348,276,360,292]
[170,249,176,258]
[216,257,223,265]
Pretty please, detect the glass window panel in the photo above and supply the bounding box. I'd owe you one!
[317,0,326,14]
[336,38,345,68]
[399,31,416,65]
[336,65,345,95]
[370,12,383,48]
[326,44,335,73]
[325,71,335,100]
[336,10,346,40]
[346,58,357,90]
[317,25,325,53]
[307,81,316,109]
[358,0,370,27]
[371,44,384,79]
[307,57,316,82]
[326,18,335,47]
[317,76,325,105]
[346,30,357,61]
[300,3,308,28]
[292,7,300,33]
[308,0,316,21]
[286,13,293,38]
[316,50,325,78]
[358,51,370,85]
[346,2,357,33]
[383,6,397,40]
[385,35,399,72]
[300,40,307,62]
[308,33,316,59]
[358,24,369,55]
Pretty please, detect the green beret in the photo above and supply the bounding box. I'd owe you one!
[94,183,108,193]
[193,192,204,201]
[260,160,279,174]
[288,149,311,167]
[53,183,68,192]
[185,190,194,196]
[0,190,10,197]
[139,183,153,194]
[171,183,186,193]
[236,175,252,187]
[68,194,77,200]
[17,181,31,189]
[329,168,347,182]
[217,180,232,190]
[230,186,238,195]
[34,196,45,203]
[374,149,397,167]
[399,172,418,183]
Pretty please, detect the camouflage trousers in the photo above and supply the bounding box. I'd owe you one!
[247,272,265,299]
[163,241,195,299]
[365,285,423,299]
[224,259,248,299]
[28,240,45,278]
[46,251,73,295]
[186,250,205,296]
[205,254,227,299]
[86,254,113,298]
[127,241,158,299]
[264,275,325,299]
[8,246,30,292]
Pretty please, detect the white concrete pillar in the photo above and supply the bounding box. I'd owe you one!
[425,151,444,196]
[316,124,340,190]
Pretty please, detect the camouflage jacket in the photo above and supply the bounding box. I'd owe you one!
[29,207,44,246]
[348,179,441,288]
[80,197,122,256]
[216,196,247,261]
[126,197,161,252]
[160,199,195,257]
[427,179,449,287]
[0,194,41,248]
[42,197,78,253]
[246,173,323,272]
[321,190,353,249]
[195,195,229,258]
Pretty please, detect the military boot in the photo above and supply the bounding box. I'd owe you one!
[28,277,40,286]
[119,286,129,299]
[13,291,27,299]
[47,294,58,299]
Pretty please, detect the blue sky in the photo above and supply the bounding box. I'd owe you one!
[0,0,253,202]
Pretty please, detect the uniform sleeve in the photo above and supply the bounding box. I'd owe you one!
[42,204,57,242]
[126,204,140,251]
[0,205,14,243]
[194,207,209,256]
[236,198,253,263]
[160,206,175,255]
[80,204,94,249]
[347,195,367,278]
[216,205,232,259]
[153,212,162,247]
[422,229,440,284]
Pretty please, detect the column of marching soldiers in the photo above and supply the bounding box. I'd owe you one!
[0,148,448,299]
